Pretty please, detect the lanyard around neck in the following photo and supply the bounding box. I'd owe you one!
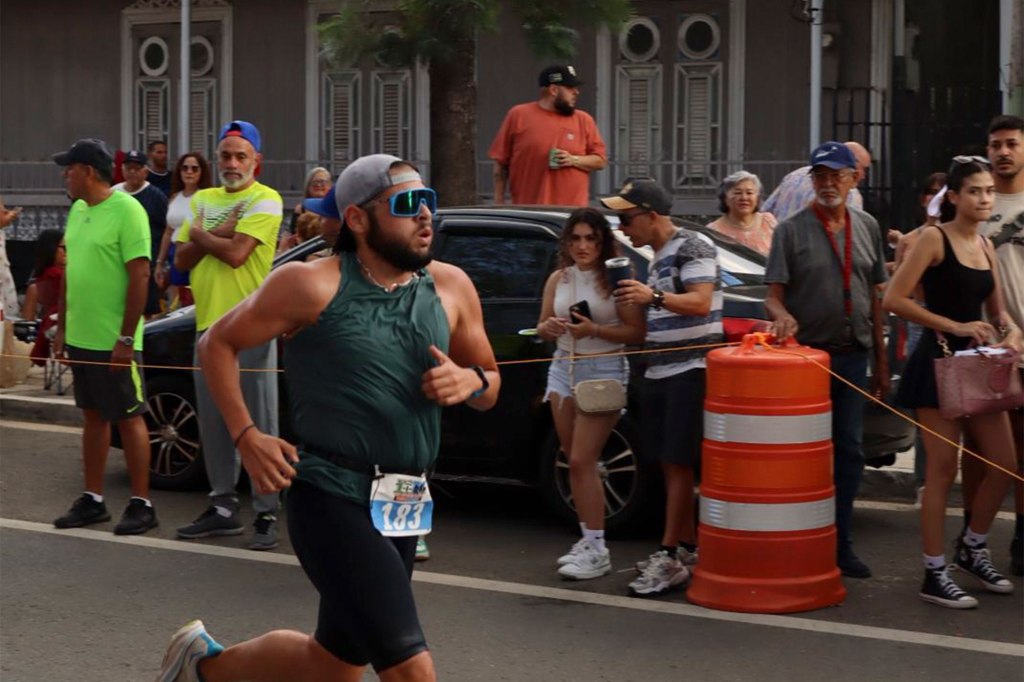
[812,204,853,318]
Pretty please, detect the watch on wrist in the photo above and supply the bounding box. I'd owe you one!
[468,365,489,400]
[117,335,134,347]
[650,288,665,310]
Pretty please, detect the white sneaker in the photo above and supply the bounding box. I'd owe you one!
[557,538,589,566]
[558,541,612,580]
[635,546,698,572]
[628,550,690,596]
[155,620,224,682]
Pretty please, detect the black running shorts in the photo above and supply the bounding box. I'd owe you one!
[286,480,427,671]
[638,369,705,469]
[66,345,148,423]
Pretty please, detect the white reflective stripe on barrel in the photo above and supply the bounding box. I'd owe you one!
[701,497,835,532]
[703,411,831,444]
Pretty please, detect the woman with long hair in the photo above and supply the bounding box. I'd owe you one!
[537,207,645,579]
[706,170,777,255]
[156,152,212,308]
[884,157,1022,609]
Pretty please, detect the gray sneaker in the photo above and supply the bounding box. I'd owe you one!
[248,512,278,551]
[155,619,224,682]
[176,506,243,539]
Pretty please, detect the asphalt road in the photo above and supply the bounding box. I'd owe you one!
[1,420,1021,681]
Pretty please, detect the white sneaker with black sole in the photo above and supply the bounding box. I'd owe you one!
[635,546,698,573]
[919,566,978,609]
[558,540,611,580]
[954,539,1014,594]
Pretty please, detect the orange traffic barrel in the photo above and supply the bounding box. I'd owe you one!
[687,334,846,613]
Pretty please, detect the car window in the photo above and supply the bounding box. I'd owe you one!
[438,232,555,299]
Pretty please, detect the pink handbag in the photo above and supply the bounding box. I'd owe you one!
[933,333,1024,419]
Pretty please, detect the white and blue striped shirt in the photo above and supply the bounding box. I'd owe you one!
[644,228,724,379]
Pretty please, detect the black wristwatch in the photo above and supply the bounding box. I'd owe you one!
[468,365,489,399]
[650,288,665,310]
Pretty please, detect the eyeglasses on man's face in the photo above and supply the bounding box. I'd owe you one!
[809,169,854,185]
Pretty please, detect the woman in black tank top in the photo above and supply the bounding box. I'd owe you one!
[884,158,1022,608]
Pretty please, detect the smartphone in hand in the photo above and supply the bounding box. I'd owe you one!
[568,300,592,321]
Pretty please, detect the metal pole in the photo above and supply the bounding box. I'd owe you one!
[179,0,191,155]
[809,0,823,150]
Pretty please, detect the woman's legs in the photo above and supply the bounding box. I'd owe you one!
[199,630,367,682]
[962,411,1016,537]
[568,411,620,531]
[917,408,962,557]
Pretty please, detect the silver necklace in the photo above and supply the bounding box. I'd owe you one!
[356,256,419,293]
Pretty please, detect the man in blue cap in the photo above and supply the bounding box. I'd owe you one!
[173,120,285,550]
[764,141,889,579]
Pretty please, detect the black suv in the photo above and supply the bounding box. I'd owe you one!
[134,206,913,534]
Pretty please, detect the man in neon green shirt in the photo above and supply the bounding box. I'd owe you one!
[174,121,283,549]
[51,138,158,536]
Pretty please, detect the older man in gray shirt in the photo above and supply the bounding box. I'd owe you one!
[765,141,889,580]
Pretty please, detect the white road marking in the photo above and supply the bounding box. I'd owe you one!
[0,419,82,434]
[2,517,1021,658]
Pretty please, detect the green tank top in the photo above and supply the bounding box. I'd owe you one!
[285,251,450,503]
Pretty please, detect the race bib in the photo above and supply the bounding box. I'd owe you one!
[369,473,433,537]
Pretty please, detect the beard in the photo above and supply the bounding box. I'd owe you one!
[219,166,255,190]
[553,96,576,116]
[814,192,844,208]
[366,210,432,272]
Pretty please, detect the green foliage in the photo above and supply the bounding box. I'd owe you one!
[318,0,632,68]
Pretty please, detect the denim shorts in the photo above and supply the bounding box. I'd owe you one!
[544,349,628,402]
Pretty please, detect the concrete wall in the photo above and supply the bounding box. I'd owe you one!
[1,1,125,160]
[742,0,810,159]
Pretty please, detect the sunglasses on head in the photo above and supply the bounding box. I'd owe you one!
[951,155,991,167]
[377,188,437,217]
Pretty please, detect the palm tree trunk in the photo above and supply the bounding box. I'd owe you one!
[428,37,478,205]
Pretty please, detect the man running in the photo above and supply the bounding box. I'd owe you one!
[155,154,500,682]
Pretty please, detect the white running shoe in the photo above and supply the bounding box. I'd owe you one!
[558,541,612,580]
[155,619,224,682]
[557,538,589,566]
[628,550,690,597]
[635,546,698,572]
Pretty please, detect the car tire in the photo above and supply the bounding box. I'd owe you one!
[538,415,658,537]
[144,374,207,491]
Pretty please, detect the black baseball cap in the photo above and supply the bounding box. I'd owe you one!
[52,138,114,174]
[600,178,673,216]
[123,149,148,166]
[538,65,582,88]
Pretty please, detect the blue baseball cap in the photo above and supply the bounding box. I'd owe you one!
[302,185,339,220]
[809,141,856,170]
[218,120,261,152]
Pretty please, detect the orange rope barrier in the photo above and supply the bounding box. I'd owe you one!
[3,336,1021,483]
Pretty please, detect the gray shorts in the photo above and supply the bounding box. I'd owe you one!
[544,349,628,403]
[67,345,148,423]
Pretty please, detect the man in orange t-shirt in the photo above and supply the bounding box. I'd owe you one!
[489,65,608,206]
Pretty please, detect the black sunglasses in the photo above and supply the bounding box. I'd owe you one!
[617,209,647,226]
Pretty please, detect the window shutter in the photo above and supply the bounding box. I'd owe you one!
[373,70,411,158]
[674,63,722,188]
[615,65,663,186]
[136,79,169,150]
[323,71,361,162]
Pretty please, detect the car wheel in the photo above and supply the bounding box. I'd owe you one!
[538,415,657,537]
[144,374,207,491]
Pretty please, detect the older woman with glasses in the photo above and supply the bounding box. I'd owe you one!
[280,167,332,253]
[707,171,777,255]
[156,152,212,308]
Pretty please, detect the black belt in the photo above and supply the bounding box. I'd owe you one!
[302,445,424,477]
